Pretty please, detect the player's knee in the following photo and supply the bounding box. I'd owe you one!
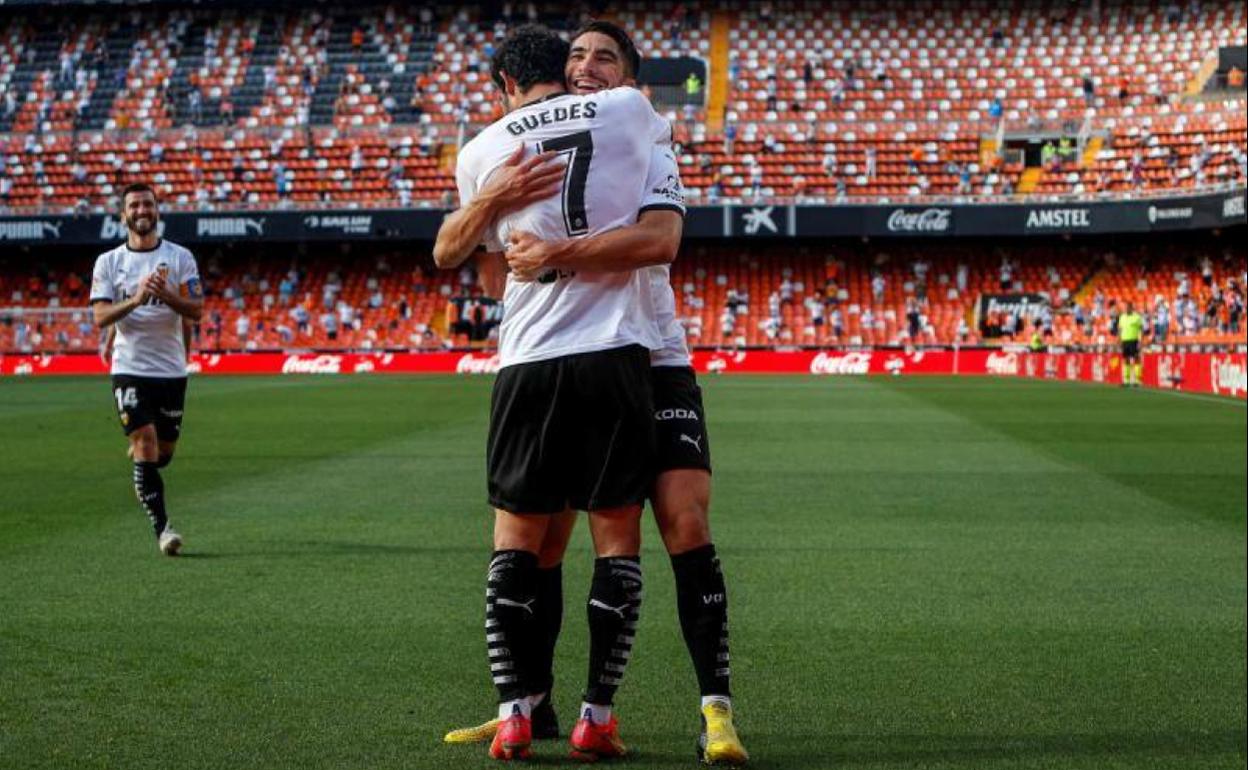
[537,541,566,569]
[659,506,711,555]
[130,429,159,460]
[589,506,642,557]
[536,510,575,568]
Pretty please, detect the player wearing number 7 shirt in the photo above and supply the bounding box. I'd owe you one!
[90,183,203,557]
[432,25,674,762]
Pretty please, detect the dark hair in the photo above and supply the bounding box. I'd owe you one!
[121,182,157,204]
[571,20,642,79]
[490,24,570,92]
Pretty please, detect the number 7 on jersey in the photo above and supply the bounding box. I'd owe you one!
[538,131,593,237]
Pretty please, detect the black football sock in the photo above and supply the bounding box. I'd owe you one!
[671,544,732,698]
[486,549,539,705]
[583,556,642,706]
[132,461,168,537]
[533,563,563,697]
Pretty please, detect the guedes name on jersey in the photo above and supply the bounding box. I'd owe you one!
[505,101,597,136]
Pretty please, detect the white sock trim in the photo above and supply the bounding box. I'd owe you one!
[498,698,531,721]
[701,695,732,711]
[580,701,612,726]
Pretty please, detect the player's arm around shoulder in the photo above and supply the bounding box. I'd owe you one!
[433,143,565,270]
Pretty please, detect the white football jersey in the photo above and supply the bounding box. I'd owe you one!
[637,143,690,368]
[455,87,670,367]
[90,240,200,378]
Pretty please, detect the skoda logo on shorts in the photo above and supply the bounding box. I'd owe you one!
[655,408,699,422]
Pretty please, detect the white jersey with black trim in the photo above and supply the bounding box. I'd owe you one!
[455,87,671,368]
[90,239,200,378]
[637,143,690,368]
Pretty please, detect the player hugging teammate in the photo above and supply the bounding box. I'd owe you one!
[434,23,747,765]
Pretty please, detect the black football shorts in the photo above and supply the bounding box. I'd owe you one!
[110,375,187,442]
[487,345,655,513]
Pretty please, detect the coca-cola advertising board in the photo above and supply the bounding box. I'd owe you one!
[2,350,1243,399]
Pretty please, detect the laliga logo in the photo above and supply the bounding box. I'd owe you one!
[282,354,343,374]
[1065,357,1079,381]
[809,351,872,375]
[887,208,951,233]
[985,352,1019,375]
[455,354,501,374]
[707,357,728,373]
[353,360,375,373]
[884,356,905,375]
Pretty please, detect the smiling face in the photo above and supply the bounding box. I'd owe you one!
[122,190,159,236]
[566,31,633,94]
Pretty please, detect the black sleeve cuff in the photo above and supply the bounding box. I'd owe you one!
[638,203,686,219]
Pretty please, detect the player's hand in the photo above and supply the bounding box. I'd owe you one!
[505,231,558,282]
[141,272,172,302]
[481,146,565,215]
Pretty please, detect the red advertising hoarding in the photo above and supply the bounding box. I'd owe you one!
[2,349,1244,399]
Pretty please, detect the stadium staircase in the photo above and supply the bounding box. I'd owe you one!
[438,143,457,174]
[1186,53,1221,95]
[1016,168,1043,194]
[1071,264,1109,306]
[1080,136,1103,167]
[705,11,733,133]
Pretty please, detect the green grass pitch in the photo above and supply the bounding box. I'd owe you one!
[1,374,1244,770]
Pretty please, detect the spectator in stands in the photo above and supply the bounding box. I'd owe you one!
[1082,74,1095,106]
[908,146,923,174]
[1117,77,1130,103]
[1229,66,1245,89]
[871,272,885,302]
[765,74,778,111]
[1153,296,1170,342]
[822,144,837,177]
[906,299,922,339]
[749,160,764,199]
[865,147,877,179]
[722,121,737,156]
[235,313,250,345]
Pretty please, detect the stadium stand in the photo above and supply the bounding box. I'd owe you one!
[0,2,1244,211]
[0,2,1244,358]
[3,237,1243,353]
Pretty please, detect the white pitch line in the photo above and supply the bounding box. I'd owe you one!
[1132,387,1247,407]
